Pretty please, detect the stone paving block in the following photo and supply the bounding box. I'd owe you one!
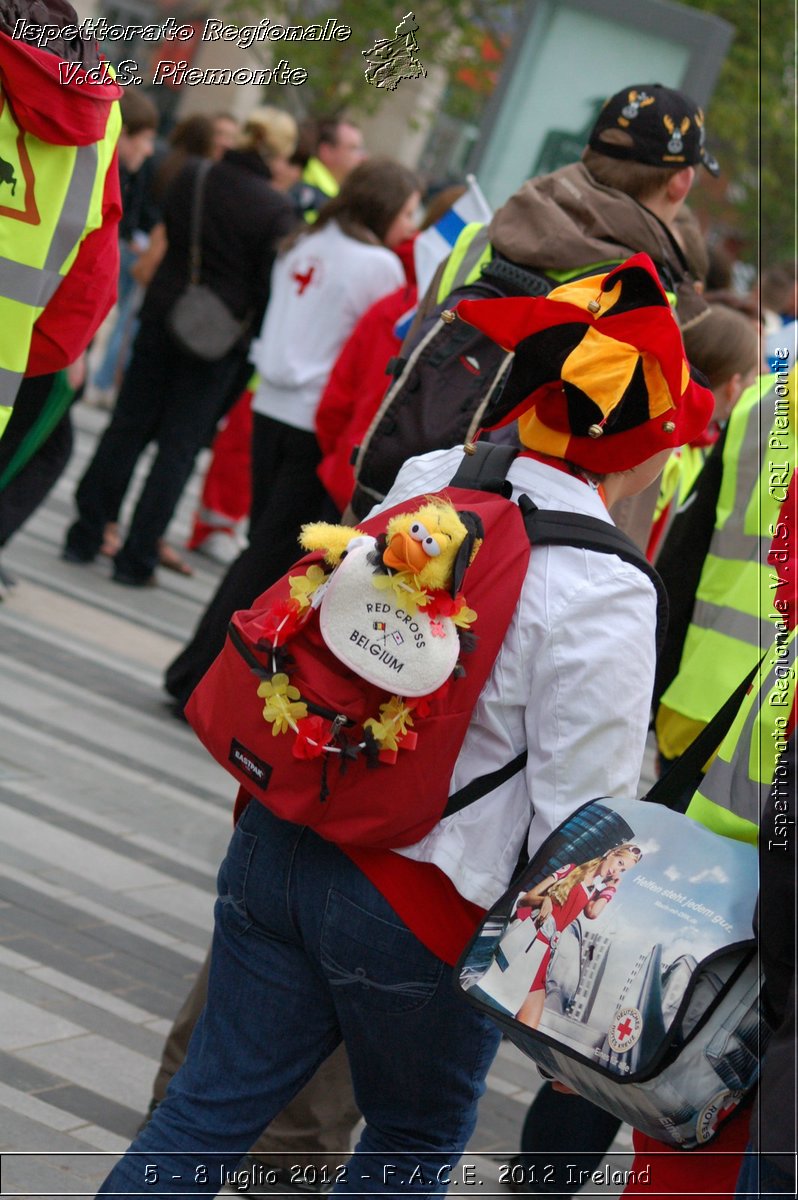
[12,878,210,962]
[0,1047,65,1093]
[0,899,122,963]
[0,1082,84,1133]
[0,936,143,995]
[0,890,201,978]
[0,993,85,1051]
[16,1033,157,1110]
[118,882,215,933]
[0,840,52,876]
[0,1106,103,1152]
[79,925,204,978]
[0,801,174,893]
[23,965,162,1025]
[65,1124,130,1152]
[1,1154,108,1198]
[30,869,183,918]
[0,943,39,970]
[141,912,214,950]
[21,995,167,1061]
[488,1052,539,1095]
[0,910,29,937]
[0,790,219,894]
[114,982,185,1020]
[32,1083,142,1140]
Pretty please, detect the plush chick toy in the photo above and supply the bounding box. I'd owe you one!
[301,499,483,598]
[299,522,365,567]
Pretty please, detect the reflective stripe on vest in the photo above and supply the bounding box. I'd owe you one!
[660,372,797,725]
[0,89,120,419]
[436,223,492,302]
[687,626,797,843]
[435,232,675,312]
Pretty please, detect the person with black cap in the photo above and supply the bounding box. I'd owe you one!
[346,82,719,540]
[97,255,714,1198]
[414,82,719,339]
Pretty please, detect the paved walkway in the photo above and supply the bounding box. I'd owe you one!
[0,404,636,1198]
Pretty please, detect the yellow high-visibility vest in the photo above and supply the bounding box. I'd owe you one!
[435,223,672,307]
[0,85,121,437]
[686,626,796,845]
[300,156,338,225]
[658,371,797,759]
[436,223,492,302]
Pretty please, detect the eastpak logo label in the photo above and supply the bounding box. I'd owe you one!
[229,739,272,790]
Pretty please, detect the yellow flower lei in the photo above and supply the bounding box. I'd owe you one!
[254,562,470,759]
[257,674,308,735]
[288,564,328,610]
[370,570,430,613]
[362,697,415,754]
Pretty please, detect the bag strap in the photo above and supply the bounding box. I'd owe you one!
[480,255,552,298]
[442,445,669,819]
[188,159,213,286]
[643,661,762,814]
[448,441,518,495]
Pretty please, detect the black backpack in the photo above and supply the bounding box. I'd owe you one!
[349,251,557,520]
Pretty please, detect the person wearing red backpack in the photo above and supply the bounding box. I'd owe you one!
[97,256,713,1197]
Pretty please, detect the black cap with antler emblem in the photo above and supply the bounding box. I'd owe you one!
[589,84,720,177]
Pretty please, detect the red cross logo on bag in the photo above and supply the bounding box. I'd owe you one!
[607,1006,644,1052]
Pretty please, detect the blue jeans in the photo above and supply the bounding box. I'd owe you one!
[98,801,501,1196]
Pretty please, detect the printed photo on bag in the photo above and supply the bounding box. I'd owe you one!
[460,797,758,1082]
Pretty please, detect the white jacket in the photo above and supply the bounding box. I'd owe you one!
[251,220,404,432]
[372,448,658,909]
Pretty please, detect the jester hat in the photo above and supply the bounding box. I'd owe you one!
[455,253,714,474]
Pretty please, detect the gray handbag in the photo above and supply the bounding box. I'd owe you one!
[167,160,250,361]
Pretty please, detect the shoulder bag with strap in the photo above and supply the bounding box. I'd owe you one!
[457,663,766,1150]
[167,159,250,362]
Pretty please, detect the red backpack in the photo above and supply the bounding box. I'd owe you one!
[185,446,665,850]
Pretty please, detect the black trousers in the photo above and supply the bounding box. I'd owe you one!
[512,1084,620,1194]
[0,374,72,549]
[65,320,244,580]
[165,411,336,709]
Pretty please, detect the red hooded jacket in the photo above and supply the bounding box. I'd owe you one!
[0,24,122,375]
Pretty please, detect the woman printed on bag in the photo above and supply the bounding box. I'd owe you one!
[514,844,642,1029]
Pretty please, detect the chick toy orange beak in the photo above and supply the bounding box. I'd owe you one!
[383,530,431,575]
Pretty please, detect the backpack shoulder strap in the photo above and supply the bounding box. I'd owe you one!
[447,441,519,494]
[518,494,668,656]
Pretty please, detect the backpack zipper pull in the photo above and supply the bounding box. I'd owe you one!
[330,713,348,740]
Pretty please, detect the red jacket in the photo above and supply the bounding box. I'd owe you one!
[0,28,122,375]
[315,283,417,512]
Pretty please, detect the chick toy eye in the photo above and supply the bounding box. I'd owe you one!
[409,521,441,556]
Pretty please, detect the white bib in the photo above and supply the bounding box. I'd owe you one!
[318,540,460,696]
